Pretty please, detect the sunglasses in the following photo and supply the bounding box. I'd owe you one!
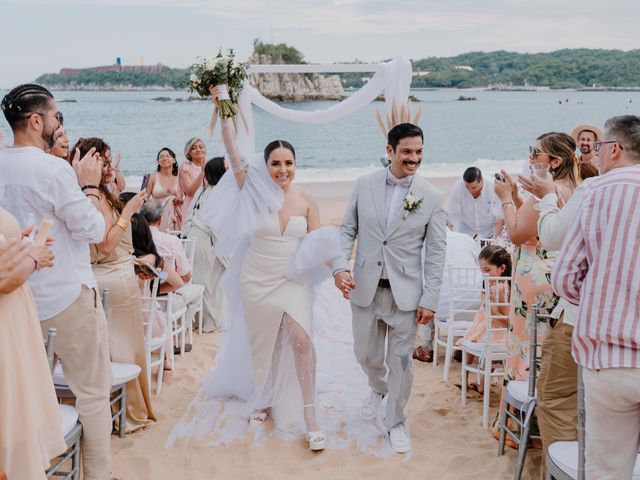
[26,111,63,124]
[592,140,623,153]
[528,145,557,159]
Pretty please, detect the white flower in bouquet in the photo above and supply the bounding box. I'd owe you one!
[189,73,200,84]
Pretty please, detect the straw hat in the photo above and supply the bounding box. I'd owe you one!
[571,124,602,142]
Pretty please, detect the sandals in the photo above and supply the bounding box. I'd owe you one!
[249,409,268,426]
[306,430,326,451]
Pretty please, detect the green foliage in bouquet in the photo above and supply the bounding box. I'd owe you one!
[188,49,246,118]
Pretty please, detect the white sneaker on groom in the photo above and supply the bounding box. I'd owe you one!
[361,390,384,420]
[389,422,412,454]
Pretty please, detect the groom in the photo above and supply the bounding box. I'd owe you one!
[333,123,447,453]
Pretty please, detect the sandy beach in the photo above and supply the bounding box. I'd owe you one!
[111,175,540,480]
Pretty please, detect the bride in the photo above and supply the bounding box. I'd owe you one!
[177,87,342,450]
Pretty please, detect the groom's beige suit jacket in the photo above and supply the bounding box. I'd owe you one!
[333,169,448,312]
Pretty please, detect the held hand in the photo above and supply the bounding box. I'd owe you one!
[416,307,435,325]
[28,243,55,270]
[209,85,222,106]
[334,271,355,299]
[517,174,555,198]
[72,147,102,186]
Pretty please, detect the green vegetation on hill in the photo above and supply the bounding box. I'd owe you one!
[36,48,640,90]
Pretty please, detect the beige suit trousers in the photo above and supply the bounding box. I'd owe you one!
[351,286,417,429]
[583,367,640,480]
[41,286,113,480]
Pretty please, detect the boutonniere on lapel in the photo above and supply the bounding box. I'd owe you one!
[403,191,423,219]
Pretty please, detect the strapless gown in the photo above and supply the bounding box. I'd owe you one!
[240,214,312,425]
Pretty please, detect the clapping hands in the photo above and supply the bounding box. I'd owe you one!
[518,174,555,199]
[71,147,102,186]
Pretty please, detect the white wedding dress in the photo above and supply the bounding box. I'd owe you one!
[167,153,393,455]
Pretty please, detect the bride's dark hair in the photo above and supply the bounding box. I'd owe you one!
[264,140,296,163]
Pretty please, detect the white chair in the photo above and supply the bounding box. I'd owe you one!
[497,305,543,480]
[461,273,510,428]
[141,276,166,395]
[156,291,188,369]
[179,236,204,339]
[433,265,483,381]
[546,365,640,479]
[53,289,142,436]
[45,328,82,480]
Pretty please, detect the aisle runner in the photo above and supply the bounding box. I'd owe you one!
[168,279,394,456]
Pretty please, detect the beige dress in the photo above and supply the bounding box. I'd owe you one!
[91,219,156,432]
[240,214,312,426]
[151,174,183,231]
[0,208,66,479]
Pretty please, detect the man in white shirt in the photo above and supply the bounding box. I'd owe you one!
[413,228,481,362]
[0,84,114,480]
[141,199,204,342]
[448,167,503,239]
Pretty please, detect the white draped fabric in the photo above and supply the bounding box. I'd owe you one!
[235,57,413,156]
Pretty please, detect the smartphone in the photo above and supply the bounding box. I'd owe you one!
[34,218,53,246]
[140,173,150,191]
[494,173,504,181]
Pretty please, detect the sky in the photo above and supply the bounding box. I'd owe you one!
[0,0,638,88]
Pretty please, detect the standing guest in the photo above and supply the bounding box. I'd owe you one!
[448,167,503,239]
[571,123,601,170]
[0,207,66,480]
[553,115,640,480]
[71,137,155,433]
[494,132,579,382]
[179,137,206,219]
[334,123,447,453]
[519,157,598,477]
[0,84,113,480]
[181,156,228,332]
[146,147,184,231]
[140,198,203,350]
[48,113,69,159]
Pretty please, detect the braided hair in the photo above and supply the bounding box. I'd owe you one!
[1,84,54,130]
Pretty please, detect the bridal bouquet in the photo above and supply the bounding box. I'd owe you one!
[188,49,246,118]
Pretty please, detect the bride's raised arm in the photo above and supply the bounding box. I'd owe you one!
[220,117,247,189]
[210,85,247,189]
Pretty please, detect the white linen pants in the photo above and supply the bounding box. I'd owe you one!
[583,367,640,480]
[351,286,417,429]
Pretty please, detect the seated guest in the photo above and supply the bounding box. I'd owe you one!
[71,137,156,433]
[414,227,481,362]
[140,199,203,347]
[181,157,228,332]
[448,167,503,239]
[0,206,66,480]
[0,84,113,479]
[146,147,184,231]
[455,245,511,392]
[131,213,185,368]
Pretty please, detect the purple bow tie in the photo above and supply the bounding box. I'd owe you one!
[386,176,412,188]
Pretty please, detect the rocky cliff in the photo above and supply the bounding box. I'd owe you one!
[248,53,345,101]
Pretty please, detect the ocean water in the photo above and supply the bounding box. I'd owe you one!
[0,88,638,184]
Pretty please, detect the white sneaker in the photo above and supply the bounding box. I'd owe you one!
[389,423,412,454]
[361,390,384,420]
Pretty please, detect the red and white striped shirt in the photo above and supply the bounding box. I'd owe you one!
[552,165,640,370]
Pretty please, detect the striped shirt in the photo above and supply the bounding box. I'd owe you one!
[551,165,640,370]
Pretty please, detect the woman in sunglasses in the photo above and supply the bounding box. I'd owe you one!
[493,132,579,384]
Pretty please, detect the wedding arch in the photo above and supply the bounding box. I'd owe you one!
[234,57,414,155]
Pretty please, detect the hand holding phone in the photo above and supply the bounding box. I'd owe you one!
[140,173,150,191]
